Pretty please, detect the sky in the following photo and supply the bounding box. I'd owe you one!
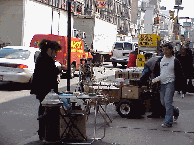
[160,0,194,25]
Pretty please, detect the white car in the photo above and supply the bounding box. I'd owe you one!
[0,46,40,84]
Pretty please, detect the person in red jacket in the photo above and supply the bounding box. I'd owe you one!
[127,48,138,68]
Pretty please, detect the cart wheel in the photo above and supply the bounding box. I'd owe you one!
[117,100,133,118]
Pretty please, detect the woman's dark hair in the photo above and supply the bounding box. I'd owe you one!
[39,39,62,52]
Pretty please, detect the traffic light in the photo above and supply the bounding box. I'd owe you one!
[170,11,174,20]
[154,17,159,24]
[174,16,178,24]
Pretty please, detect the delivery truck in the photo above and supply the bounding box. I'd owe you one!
[30,34,93,78]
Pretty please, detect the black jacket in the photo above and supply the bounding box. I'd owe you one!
[175,51,193,79]
[30,52,61,100]
[153,56,186,92]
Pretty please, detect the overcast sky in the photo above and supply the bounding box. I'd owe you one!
[160,0,194,25]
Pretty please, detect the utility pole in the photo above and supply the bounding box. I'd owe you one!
[67,0,71,92]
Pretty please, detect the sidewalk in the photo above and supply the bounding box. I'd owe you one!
[18,92,194,145]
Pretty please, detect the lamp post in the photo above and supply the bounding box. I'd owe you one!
[67,0,71,92]
[174,5,184,40]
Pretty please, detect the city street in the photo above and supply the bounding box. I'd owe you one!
[0,63,194,145]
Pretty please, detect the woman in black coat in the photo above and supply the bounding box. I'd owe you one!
[30,39,63,140]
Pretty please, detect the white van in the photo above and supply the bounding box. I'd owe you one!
[110,42,136,67]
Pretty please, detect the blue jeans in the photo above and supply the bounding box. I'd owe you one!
[160,81,175,126]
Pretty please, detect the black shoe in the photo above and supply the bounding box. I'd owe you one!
[147,114,161,118]
[174,107,179,120]
[37,130,45,141]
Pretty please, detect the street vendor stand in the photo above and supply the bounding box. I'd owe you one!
[59,92,108,144]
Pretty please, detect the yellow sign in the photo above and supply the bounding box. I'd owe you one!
[136,54,145,67]
[138,34,160,47]
[71,49,83,53]
[71,40,82,49]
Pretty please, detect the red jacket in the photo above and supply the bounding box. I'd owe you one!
[127,51,138,68]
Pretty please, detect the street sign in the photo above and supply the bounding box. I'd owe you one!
[184,31,189,36]
[160,6,166,10]
[175,0,182,5]
[179,17,189,19]
[97,0,106,9]
[183,22,191,27]
[174,6,184,10]
[138,34,159,47]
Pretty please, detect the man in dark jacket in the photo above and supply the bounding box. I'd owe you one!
[175,44,193,95]
[30,39,63,140]
[152,43,185,128]
[139,56,166,118]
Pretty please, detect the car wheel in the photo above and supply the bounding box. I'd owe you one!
[113,62,117,67]
[121,63,126,68]
[116,100,133,118]
[71,64,75,78]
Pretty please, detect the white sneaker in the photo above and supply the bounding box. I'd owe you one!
[181,94,185,98]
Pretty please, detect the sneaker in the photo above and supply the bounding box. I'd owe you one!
[161,124,172,128]
[181,94,185,98]
[174,107,179,120]
[174,116,178,122]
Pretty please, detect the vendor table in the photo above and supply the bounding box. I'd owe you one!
[59,93,108,144]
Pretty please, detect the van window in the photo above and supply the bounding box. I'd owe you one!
[124,43,132,50]
[114,43,123,49]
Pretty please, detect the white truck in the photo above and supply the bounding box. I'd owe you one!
[73,16,117,66]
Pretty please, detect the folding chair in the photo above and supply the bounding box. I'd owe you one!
[60,105,87,144]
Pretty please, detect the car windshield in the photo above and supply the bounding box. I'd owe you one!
[0,48,21,58]
[124,43,132,50]
[114,43,123,49]
[5,50,31,60]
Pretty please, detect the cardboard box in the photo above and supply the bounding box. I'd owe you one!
[122,85,147,99]
[60,109,86,141]
[115,70,129,79]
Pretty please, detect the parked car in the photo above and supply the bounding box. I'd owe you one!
[110,42,135,67]
[0,46,40,84]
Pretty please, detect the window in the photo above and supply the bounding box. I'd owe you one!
[5,50,31,60]
[123,43,132,50]
[0,48,21,58]
[114,43,123,49]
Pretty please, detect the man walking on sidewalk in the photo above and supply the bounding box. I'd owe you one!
[152,43,185,128]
